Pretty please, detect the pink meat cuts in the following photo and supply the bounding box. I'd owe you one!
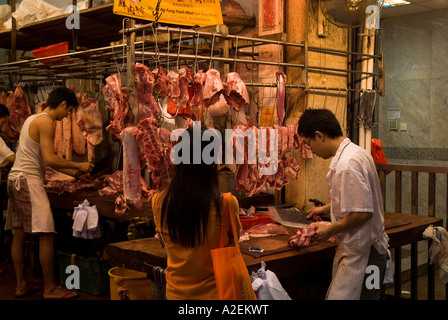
[76,95,103,163]
[71,106,86,157]
[122,126,142,209]
[202,69,225,108]
[288,221,335,247]
[153,66,169,96]
[104,74,135,140]
[44,167,96,194]
[224,72,249,111]
[177,67,193,108]
[288,226,316,247]
[232,124,301,196]
[133,117,174,190]
[98,170,153,198]
[54,120,64,157]
[208,94,230,117]
[189,70,206,119]
[167,70,180,100]
[115,196,129,217]
[135,62,161,120]
[62,116,72,160]
[275,71,286,124]
[8,85,32,133]
[246,223,288,237]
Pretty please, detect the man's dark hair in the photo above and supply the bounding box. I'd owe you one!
[297,108,343,139]
[46,87,78,109]
[0,104,10,118]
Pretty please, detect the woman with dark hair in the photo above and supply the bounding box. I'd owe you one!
[151,125,240,300]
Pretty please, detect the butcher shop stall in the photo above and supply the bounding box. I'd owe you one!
[0,0,443,302]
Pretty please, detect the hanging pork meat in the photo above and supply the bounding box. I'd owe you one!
[232,123,301,196]
[202,69,225,108]
[71,105,86,158]
[76,94,103,163]
[167,70,181,101]
[104,74,135,140]
[122,126,142,209]
[135,62,162,121]
[275,71,286,124]
[224,72,249,112]
[7,85,32,133]
[189,70,206,119]
[153,66,170,96]
[54,119,64,157]
[177,67,193,109]
[133,116,174,191]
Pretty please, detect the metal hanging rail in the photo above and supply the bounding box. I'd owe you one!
[0,23,383,88]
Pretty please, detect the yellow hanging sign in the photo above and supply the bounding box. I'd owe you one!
[113,0,223,27]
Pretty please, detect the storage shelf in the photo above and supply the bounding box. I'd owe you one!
[0,4,126,51]
[0,3,256,52]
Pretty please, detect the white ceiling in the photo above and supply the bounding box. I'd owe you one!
[381,0,448,19]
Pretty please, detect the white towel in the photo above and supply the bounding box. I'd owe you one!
[423,225,448,284]
[72,199,101,239]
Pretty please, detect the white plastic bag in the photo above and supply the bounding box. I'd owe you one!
[7,0,64,29]
[251,261,291,300]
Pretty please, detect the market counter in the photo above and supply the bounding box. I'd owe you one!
[46,188,153,221]
[105,211,443,299]
[106,212,443,271]
[46,189,274,222]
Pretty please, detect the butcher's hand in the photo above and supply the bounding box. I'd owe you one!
[313,223,333,243]
[306,203,331,220]
[78,162,94,173]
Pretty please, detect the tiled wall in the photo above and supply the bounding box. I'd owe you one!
[379,9,448,162]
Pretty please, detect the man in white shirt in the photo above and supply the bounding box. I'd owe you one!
[298,108,389,300]
[6,88,93,299]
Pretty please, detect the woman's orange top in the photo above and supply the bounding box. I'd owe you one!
[151,189,240,300]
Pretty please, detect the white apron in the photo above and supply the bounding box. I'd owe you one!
[15,173,55,233]
[326,245,371,300]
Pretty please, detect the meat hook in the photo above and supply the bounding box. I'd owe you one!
[176,28,183,71]
[233,36,239,72]
[209,32,216,70]
[193,30,200,74]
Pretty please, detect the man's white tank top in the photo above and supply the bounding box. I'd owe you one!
[8,113,50,181]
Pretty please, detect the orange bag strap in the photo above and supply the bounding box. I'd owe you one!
[219,193,239,249]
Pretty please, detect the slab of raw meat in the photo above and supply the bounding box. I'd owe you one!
[135,62,161,120]
[133,117,173,190]
[122,126,142,209]
[71,106,86,157]
[177,67,193,108]
[275,71,286,124]
[224,72,249,111]
[8,85,32,133]
[246,223,288,237]
[104,74,135,140]
[202,69,225,108]
[76,95,103,162]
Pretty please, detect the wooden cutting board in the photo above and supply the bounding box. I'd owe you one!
[239,235,295,258]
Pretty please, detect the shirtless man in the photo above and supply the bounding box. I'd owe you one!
[5,87,94,299]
